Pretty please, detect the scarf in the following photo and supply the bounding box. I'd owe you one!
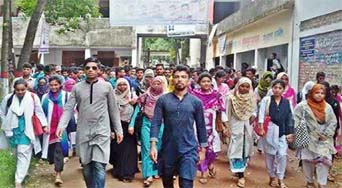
[257,71,273,99]
[192,88,224,111]
[115,78,131,106]
[307,84,326,123]
[63,79,76,92]
[141,69,155,91]
[301,81,315,101]
[277,72,296,106]
[231,77,255,121]
[35,77,49,99]
[138,76,164,119]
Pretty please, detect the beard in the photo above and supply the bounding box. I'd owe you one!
[175,84,187,91]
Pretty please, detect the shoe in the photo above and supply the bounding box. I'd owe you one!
[306,182,316,188]
[55,175,64,186]
[208,167,216,178]
[237,177,245,188]
[269,177,278,187]
[15,183,22,188]
[198,176,208,184]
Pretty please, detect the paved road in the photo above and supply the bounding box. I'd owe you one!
[26,148,341,188]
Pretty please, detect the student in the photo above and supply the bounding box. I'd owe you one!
[1,79,48,188]
[56,57,123,188]
[111,78,138,182]
[225,77,257,188]
[258,79,294,188]
[150,65,207,188]
[190,73,225,184]
[294,84,337,188]
[129,76,165,187]
[41,76,71,185]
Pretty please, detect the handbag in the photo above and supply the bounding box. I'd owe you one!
[134,97,147,140]
[293,110,310,149]
[31,93,44,136]
[254,96,271,136]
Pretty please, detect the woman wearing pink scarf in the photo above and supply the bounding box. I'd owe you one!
[129,76,165,187]
[277,72,297,108]
[63,79,76,92]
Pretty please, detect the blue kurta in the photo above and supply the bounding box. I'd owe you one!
[129,106,164,179]
[150,93,208,180]
[10,99,30,147]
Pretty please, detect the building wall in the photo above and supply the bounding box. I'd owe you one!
[290,0,342,90]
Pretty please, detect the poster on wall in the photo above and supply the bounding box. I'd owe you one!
[299,30,342,88]
[110,0,209,26]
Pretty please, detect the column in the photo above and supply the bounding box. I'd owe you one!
[254,49,258,68]
[189,38,201,67]
[85,48,91,59]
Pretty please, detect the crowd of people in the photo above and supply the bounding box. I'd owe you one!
[1,56,342,188]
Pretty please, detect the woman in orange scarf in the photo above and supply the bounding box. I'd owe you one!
[294,84,337,188]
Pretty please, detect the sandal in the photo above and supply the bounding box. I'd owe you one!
[279,180,288,188]
[55,175,64,186]
[198,177,208,184]
[327,174,335,182]
[208,167,216,178]
[143,179,153,187]
[237,177,245,188]
[306,182,316,188]
[269,177,278,187]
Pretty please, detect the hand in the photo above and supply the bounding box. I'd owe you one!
[150,146,158,164]
[111,132,116,139]
[56,128,64,138]
[249,115,256,124]
[128,127,134,135]
[286,134,294,143]
[43,126,49,134]
[116,134,123,144]
[319,134,328,141]
[223,127,231,138]
[197,148,206,165]
[258,124,265,137]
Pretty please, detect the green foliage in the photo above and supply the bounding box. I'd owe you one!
[15,0,101,33]
[0,150,16,188]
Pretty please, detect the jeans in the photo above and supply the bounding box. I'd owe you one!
[162,176,193,188]
[83,161,106,188]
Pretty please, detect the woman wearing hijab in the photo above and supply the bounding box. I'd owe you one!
[129,76,165,187]
[258,80,294,188]
[294,84,337,188]
[190,73,225,184]
[110,78,138,182]
[1,79,48,188]
[276,72,296,108]
[35,77,49,100]
[63,79,76,92]
[225,77,257,188]
[41,76,70,186]
[297,81,315,103]
[140,69,155,94]
[255,71,273,103]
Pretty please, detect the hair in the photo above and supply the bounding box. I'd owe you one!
[136,68,144,73]
[84,57,100,67]
[22,63,32,69]
[271,79,286,89]
[156,63,164,69]
[331,85,340,92]
[13,79,27,89]
[316,72,326,80]
[244,68,256,75]
[209,68,215,76]
[173,64,190,77]
[36,64,45,72]
[69,67,79,74]
[215,70,226,79]
[49,75,62,85]
[272,52,277,57]
[61,66,70,73]
[198,72,212,84]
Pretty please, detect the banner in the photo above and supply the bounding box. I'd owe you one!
[110,0,209,26]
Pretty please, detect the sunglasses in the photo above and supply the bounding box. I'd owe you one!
[85,66,98,71]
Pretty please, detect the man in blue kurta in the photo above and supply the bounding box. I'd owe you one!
[150,65,208,188]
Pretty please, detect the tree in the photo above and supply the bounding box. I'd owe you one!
[1,0,12,99]
[15,0,101,73]
[16,0,48,74]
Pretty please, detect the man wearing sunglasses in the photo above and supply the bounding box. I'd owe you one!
[56,57,123,188]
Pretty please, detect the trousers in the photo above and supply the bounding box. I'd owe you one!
[15,144,33,183]
[162,176,194,188]
[83,161,106,188]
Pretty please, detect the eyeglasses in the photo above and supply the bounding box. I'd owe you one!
[85,66,98,71]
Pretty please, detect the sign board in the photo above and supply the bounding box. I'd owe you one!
[110,0,209,26]
[39,19,50,54]
[166,25,195,37]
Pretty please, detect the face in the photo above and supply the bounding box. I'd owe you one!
[191,72,199,83]
[152,80,162,88]
[281,75,289,85]
[272,83,285,97]
[216,76,226,85]
[317,76,325,83]
[84,62,98,79]
[110,71,116,78]
[173,71,189,91]
[165,70,171,78]
[331,90,338,98]
[312,89,325,102]
[144,76,153,87]
[15,84,27,97]
[117,82,128,92]
[23,68,32,77]
[130,69,136,77]
[49,80,61,93]
[199,77,212,91]
[156,66,164,76]
[136,70,144,80]
[39,78,47,86]
[69,72,77,80]
[239,83,250,94]
[62,71,69,78]
[245,71,254,80]
[118,70,126,78]
[265,77,272,84]
[78,70,84,78]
